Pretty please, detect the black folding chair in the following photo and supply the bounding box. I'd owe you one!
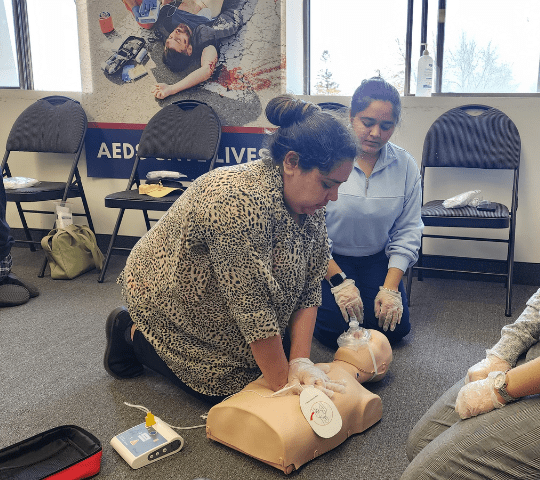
[1,95,94,277]
[406,105,521,316]
[98,100,222,282]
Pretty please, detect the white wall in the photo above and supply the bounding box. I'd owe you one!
[2,89,540,264]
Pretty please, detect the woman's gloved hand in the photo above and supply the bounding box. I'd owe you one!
[375,287,403,332]
[331,279,364,323]
[455,372,506,419]
[465,353,512,384]
[281,358,346,398]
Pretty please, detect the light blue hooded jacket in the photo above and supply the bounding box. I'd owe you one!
[326,142,424,273]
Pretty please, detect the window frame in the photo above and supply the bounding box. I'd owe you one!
[8,0,33,90]
[300,0,540,97]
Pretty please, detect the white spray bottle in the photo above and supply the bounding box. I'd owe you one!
[416,43,433,97]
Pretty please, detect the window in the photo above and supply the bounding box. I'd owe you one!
[287,0,540,96]
[0,0,81,91]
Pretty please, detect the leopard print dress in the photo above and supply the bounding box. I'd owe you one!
[118,158,329,396]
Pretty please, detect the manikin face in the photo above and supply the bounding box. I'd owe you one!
[282,153,353,218]
[350,100,396,157]
[165,25,193,55]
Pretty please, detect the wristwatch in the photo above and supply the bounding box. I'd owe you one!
[491,371,517,404]
[328,272,347,288]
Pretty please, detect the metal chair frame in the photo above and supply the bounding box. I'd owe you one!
[406,104,521,316]
[1,95,94,277]
[98,99,222,283]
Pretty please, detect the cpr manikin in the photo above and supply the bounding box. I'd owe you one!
[206,322,393,474]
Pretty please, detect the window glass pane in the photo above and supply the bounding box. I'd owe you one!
[441,0,540,93]
[410,0,438,95]
[310,0,408,96]
[0,0,20,88]
[286,0,304,95]
[26,0,82,91]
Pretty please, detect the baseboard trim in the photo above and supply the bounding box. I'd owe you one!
[9,228,540,286]
[412,254,540,286]
[10,227,137,258]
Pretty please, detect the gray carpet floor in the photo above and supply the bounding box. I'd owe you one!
[2,246,538,480]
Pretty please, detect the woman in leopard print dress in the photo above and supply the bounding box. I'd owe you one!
[104,94,358,403]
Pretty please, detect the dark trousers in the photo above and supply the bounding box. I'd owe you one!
[127,326,227,405]
[313,250,411,349]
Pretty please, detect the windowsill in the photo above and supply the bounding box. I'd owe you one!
[0,89,83,101]
[416,92,540,98]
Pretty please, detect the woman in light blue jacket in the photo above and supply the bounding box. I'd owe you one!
[314,77,423,347]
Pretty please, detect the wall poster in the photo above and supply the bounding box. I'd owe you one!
[78,0,285,177]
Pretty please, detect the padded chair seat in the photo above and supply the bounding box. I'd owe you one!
[421,200,510,228]
[104,189,183,211]
[5,182,82,203]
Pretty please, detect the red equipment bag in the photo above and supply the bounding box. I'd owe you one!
[0,425,102,480]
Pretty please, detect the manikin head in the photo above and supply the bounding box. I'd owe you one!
[333,329,393,383]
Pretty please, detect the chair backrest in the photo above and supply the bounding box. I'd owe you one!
[136,100,222,183]
[318,102,348,112]
[5,96,87,155]
[422,104,521,170]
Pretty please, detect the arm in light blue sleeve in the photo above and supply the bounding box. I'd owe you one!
[386,160,423,273]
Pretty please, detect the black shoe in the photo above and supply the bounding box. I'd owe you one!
[0,284,30,307]
[104,306,144,379]
[1,272,39,298]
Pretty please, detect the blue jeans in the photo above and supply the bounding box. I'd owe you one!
[314,250,410,349]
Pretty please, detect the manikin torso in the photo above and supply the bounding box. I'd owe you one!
[206,329,393,474]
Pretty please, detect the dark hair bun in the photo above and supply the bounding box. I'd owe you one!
[265,94,321,128]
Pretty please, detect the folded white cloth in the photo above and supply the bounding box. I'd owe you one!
[3,177,39,189]
[146,171,186,180]
[442,190,481,208]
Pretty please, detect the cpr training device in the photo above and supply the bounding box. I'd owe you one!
[110,413,184,469]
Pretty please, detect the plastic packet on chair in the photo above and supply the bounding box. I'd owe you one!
[3,176,39,189]
[442,190,482,208]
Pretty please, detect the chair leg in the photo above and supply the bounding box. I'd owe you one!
[417,241,424,282]
[98,209,125,283]
[16,202,36,252]
[38,255,48,278]
[406,266,414,306]
[505,258,514,317]
[505,218,517,317]
[79,188,95,232]
[143,210,151,231]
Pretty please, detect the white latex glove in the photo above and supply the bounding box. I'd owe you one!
[374,287,403,332]
[465,353,512,384]
[455,372,506,419]
[331,279,364,323]
[280,358,346,398]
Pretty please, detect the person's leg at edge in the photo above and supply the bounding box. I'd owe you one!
[0,176,35,306]
[401,394,540,480]
[0,174,15,283]
[405,378,463,461]
[404,346,540,478]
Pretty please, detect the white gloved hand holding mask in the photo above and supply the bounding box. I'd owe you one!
[375,287,403,332]
[331,279,364,323]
